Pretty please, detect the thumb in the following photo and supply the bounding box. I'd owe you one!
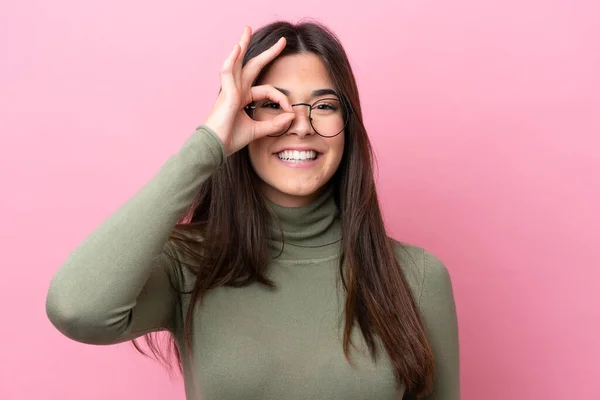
[253,112,295,138]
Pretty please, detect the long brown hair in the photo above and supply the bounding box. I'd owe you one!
[134,20,434,397]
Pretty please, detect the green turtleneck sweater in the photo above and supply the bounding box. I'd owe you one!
[45,125,460,399]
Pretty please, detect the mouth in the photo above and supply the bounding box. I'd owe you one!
[273,149,323,167]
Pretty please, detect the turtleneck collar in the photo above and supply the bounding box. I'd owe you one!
[265,184,342,262]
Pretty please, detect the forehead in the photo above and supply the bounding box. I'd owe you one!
[259,53,334,91]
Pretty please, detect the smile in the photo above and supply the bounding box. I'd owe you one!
[273,148,323,168]
[276,150,318,161]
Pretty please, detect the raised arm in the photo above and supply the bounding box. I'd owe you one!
[45,126,226,344]
[46,25,298,345]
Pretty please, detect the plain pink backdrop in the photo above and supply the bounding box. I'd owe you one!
[1,0,599,399]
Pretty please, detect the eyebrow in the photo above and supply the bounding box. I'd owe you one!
[274,87,339,99]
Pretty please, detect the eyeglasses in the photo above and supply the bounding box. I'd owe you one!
[245,97,350,138]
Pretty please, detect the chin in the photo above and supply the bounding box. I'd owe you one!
[280,182,323,197]
[260,179,326,207]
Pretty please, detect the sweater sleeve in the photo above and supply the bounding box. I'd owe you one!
[405,251,461,400]
[45,125,226,345]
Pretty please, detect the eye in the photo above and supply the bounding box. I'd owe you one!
[312,98,340,114]
[315,103,337,111]
[261,101,281,109]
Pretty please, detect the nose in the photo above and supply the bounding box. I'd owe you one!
[286,103,314,138]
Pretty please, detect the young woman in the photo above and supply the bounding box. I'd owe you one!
[46,21,460,399]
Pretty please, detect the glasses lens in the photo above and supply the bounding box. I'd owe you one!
[250,100,290,136]
[310,98,346,137]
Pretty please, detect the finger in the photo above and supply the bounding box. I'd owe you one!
[234,26,252,79]
[242,37,286,83]
[250,84,292,112]
[253,112,296,139]
[220,43,241,94]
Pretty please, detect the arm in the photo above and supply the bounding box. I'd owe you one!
[45,125,226,345]
[404,251,461,399]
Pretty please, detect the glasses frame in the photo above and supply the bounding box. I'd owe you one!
[245,97,351,138]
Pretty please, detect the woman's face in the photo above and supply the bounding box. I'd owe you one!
[248,53,345,207]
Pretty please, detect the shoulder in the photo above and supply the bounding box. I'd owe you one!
[388,238,454,308]
[390,239,461,398]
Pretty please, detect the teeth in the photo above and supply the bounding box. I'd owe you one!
[277,150,317,161]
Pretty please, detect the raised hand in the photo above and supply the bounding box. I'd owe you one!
[203,26,296,156]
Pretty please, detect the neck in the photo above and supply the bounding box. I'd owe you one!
[265,184,342,262]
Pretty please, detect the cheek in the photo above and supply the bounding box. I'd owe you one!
[327,135,345,172]
[248,139,269,170]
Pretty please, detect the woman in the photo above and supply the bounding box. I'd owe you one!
[46,21,460,399]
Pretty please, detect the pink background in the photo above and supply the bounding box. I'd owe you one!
[1,0,599,399]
